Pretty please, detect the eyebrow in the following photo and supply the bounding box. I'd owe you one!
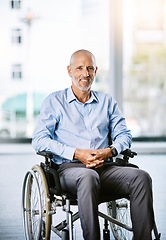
[76,65,95,68]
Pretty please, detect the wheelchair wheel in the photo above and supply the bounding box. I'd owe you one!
[22,164,51,240]
[107,199,133,240]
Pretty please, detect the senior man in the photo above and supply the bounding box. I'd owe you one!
[32,49,154,240]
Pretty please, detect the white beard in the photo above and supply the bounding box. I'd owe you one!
[72,75,94,91]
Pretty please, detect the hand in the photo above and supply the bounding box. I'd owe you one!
[74,148,112,168]
[74,149,103,168]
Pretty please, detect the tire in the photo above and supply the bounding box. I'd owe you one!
[107,199,133,240]
[22,165,51,240]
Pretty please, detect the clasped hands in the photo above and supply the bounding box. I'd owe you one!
[74,148,112,168]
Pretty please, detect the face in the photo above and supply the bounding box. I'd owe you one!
[67,52,98,92]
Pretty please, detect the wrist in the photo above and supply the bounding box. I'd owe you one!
[74,149,81,159]
[109,146,118,157]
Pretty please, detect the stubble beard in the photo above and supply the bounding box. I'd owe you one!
[72,76,94,92]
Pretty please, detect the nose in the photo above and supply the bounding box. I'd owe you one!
[83,68,89,77]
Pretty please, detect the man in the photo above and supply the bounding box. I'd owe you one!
[32,49,154,240]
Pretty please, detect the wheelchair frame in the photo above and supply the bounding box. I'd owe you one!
[22,150,161,240]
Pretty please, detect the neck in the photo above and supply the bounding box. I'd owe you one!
[72,86,91,103]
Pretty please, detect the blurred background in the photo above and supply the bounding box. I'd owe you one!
[0,0,166,239]
[0,0,166,140]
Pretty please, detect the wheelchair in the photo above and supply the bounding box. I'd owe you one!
[22,149,161,240]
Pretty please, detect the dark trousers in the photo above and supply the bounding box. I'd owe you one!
[58,163,154,240]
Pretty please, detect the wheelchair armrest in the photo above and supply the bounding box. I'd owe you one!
[115,149,138,168]
[40,162,62,196]
[38,151,62,196]
[37,150,53,159]
[121,149,137,158]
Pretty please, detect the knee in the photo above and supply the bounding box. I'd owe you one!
[138,170,152,187]
[131,169,153,194]
[77,169,100,191]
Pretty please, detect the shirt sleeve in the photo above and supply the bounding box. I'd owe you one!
[32,95,76,161]
[108,98,132,154]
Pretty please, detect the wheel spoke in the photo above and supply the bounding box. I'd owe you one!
[22,166,51,240]
[107,199,133,240]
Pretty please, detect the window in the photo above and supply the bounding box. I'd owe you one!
[123,0,166,137]
[12,64,22,79]
[12,29,22,44]
[10,0,21,9]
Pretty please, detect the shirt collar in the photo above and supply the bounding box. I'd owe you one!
[67,87,77,103]
[67,87,98,104]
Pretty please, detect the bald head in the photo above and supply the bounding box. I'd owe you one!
[69,49,96,67]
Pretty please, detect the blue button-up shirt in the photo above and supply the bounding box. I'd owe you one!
[32,87,132,164]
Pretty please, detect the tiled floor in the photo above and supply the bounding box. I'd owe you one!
[0,145,165,239]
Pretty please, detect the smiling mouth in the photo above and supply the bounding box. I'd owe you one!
[81,79,89,82]
[80,77,91,82]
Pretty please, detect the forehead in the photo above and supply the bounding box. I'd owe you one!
[72,52,95,66]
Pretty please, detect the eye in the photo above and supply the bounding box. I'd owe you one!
[76,66,83,70]
[88,66,95,71]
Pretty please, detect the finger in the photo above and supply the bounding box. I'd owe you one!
[86,162,96,168]
[95,163,103,168]
[88,154,103,161]
[92,150,103,155]
[86,160,104,168]
[95,159,104,165]
[87,155,97,161]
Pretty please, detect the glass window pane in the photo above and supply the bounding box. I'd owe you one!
[12,64,22,79]
[123,0,166,137]
[10,0,21,9]
[12,29,22,44]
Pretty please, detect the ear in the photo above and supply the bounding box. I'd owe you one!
[95,66,98,76]
[67,65,72,77]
